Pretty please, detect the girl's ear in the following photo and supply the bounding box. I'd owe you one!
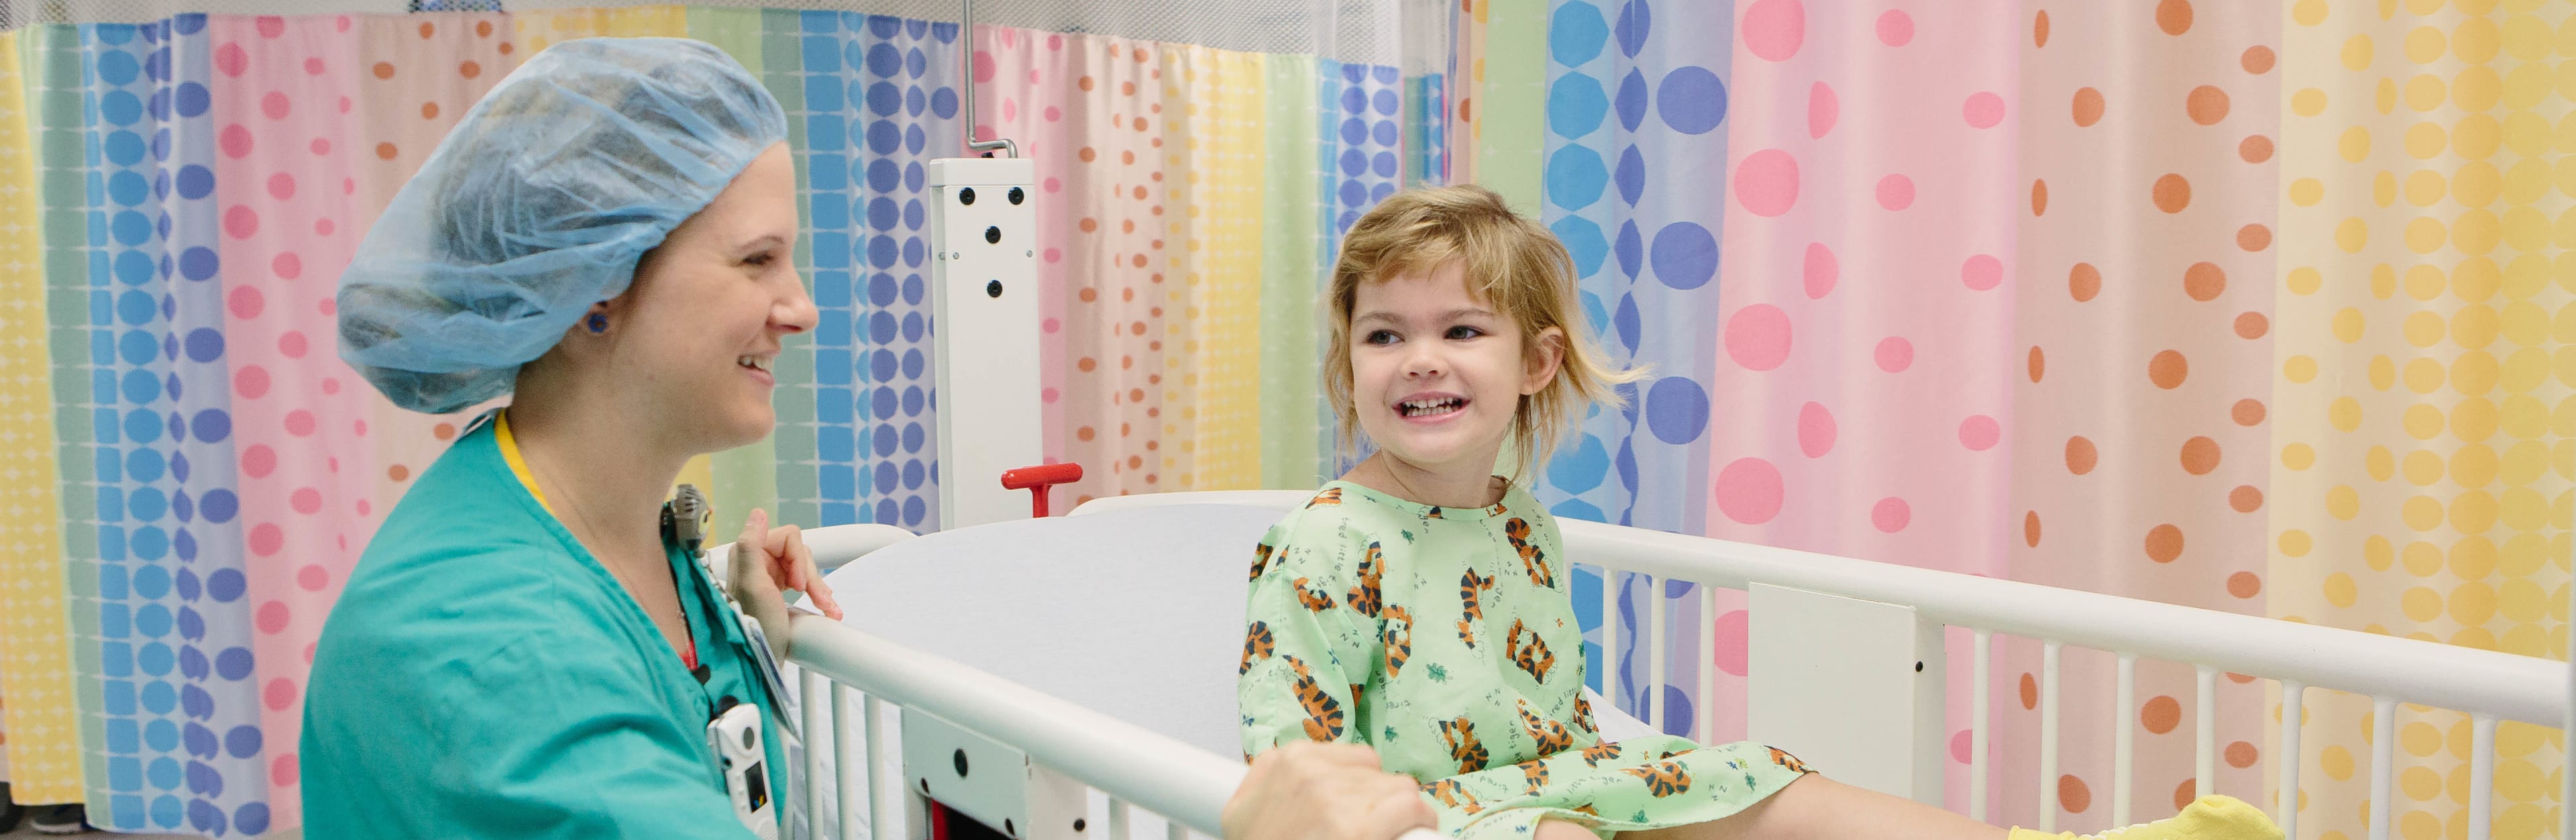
[1521,326,1566,397]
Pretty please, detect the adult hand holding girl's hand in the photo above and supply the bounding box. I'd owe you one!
[1224,742,1438,840]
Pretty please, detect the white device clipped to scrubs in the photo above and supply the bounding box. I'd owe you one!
[708,698,778,839]
[672,484,795,839]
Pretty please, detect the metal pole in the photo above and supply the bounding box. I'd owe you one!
[958,0,1019,158]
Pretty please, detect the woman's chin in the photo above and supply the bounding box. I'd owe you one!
[702,406,777,453]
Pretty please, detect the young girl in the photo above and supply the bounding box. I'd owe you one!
[1236,185,2282,840]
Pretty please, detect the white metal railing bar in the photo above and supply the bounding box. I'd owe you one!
[2112,653,2135,827]
[2279,682,2306,839]
[804,668,829,839]
[786,614,1246,835]
[2194,666,2216,802]
[1970,629,1991,824]
[1552,519,2563,727]
[865,696,893,840]
[1648,575,1667,733]
[1603,566,1620,717]
[1108,798,1130,840]
[2367,698,2394,840]
[2039,641,2061,833]
[2469,715,2495,840]
[1699,586,1717,746]
[832,683,862,840]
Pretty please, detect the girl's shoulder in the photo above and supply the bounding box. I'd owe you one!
[1261,480,1553,546]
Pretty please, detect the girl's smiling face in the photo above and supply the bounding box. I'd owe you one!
[1347,260,1564,482]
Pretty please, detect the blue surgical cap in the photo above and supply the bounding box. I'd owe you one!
[337,37,789,414]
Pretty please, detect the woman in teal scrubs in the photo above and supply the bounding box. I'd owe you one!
[301,38,839,837]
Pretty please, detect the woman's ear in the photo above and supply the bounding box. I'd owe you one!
[1521,326,1566,396]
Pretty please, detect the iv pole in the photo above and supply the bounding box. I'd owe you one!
[958,0,1018,160]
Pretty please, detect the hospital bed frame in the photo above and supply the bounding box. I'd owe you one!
[768,490,2571,840]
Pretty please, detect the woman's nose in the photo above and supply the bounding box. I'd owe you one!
[774,281,820,333]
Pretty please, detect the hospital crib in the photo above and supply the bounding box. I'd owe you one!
[749,489,2569,840]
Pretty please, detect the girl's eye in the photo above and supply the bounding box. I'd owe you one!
[743,252,776,268]
[1363,329,1399,346]
[1446,325,1483,340]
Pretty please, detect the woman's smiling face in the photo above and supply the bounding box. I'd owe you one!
[608,144,816,452]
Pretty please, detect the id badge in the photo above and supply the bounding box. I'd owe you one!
[735,607,800,741]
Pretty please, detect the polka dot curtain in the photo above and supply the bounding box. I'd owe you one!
[1448,0,1489,186]
[1315,59,1406,478]
[2272,2,2574,839]
[1253,54,1325,490]
[788,12,964,530]
[2012,3,2280,831]
[72,17,271,834]
[1499,1,2573,837]
[205,15,382,829]
[1701,0,2025,823]
[0,28,85,808]
[1057,36,1179,504]
[1538,0,1731,748]
[1163,44,1269,491]
[25,23,107,815]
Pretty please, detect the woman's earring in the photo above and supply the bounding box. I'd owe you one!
[585,313,609,335]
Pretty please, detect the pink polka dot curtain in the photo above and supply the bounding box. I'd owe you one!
[0,9,1429,835]
[1487,1,2572,838]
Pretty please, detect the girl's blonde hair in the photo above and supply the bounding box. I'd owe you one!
[1324,185,1643,481]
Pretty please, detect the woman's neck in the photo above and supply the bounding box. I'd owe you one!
[1342,450,1506,510]
[502,387,690,566]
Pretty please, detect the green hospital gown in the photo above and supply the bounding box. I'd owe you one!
[1238,482,1810,839]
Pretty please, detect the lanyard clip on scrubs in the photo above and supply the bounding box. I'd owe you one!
[669,485,801,739]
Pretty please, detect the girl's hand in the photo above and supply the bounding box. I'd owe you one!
[728,509,844,654]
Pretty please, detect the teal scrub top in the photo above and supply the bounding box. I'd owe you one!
[302,411,790,838]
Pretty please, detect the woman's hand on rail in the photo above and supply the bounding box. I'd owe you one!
[1222,742,1437,840]
[729,509,845,655]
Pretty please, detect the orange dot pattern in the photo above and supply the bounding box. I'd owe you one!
[1051,35,1173,503]
[1444,0,1487,185]
[2010,1,2276,831]
[2270,1,2576,838]
[351,12,523,517]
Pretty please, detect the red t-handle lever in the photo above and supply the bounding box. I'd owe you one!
[999,463,1085,518]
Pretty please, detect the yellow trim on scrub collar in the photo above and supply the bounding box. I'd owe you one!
[492,409,553,515]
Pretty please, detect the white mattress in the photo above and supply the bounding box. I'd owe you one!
[821,503,1653,757]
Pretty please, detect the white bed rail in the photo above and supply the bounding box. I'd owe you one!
[1564,517,2557,837]
[716,525,1241,840]
[1071,491,2567,839]
[786,613,1245,839]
